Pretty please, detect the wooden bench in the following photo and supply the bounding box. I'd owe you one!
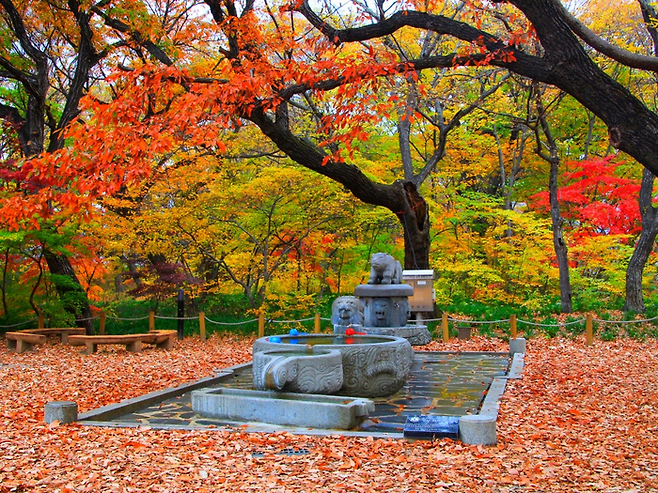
[68,330,176,354]
[141,330,177,350]
[27,327,86,344]
[6,331,47,353]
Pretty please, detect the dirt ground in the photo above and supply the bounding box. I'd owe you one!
[1,334,656,492]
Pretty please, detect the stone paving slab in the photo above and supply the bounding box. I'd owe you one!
[78,351,512,438]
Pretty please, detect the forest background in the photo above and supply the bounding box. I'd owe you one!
[1,0,657,337]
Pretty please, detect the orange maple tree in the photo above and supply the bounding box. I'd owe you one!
[5,0,657,248]
[2,0,527,270]
[4,0,658,318]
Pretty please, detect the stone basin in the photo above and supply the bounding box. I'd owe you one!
[253,334,413,398]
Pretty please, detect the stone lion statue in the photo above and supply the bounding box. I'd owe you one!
[368,252,402,285]
[331,296,364,327]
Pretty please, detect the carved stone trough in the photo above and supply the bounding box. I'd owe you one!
[191,387,374,430]
[252,348,343,394]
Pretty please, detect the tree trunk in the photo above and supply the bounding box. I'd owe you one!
[0,0,113,334]
[535,93,573,313]
[624,168,658,312]
[623,0,658,313]
[625,232,654,312]
[1,249,9,317]
[43,250,95,334]
[549,158,573,313]
[398,182,430,270]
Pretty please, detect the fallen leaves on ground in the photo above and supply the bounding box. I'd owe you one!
[1,334,657,492]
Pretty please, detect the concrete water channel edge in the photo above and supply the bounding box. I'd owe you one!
[74,345,525,444]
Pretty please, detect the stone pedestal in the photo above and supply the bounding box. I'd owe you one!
[44,401,78,424]
[509,337,527,355]
[354,284,414,327]
[459,414,497,445]
[348,283,431,346]
[458,326,472,341]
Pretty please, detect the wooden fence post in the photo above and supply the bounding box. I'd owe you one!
[99,311,106,335]
[258,312,265,338]
[314,313,321,334]
[149,311,155,331]
[586,313,594,346]
[199,312,206,341]
[442,312,449,342]
[510,314,517,339]
[38,312,44,329]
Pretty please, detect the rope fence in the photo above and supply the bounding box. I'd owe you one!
[204,318,259,326]
[447,317,511,325]
[593,315,658,324]
[2,309,657,345]
[109,315,151,322]
[268,317,317,324]
[0,319,38,329]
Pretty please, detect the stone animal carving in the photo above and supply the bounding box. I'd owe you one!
[371,298,390,327]
[368,252,402,285]
[331,296,364,326]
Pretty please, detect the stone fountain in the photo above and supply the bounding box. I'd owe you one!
[251,252,428,398]
[192,253,421,429]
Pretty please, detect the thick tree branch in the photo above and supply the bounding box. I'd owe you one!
[246,105,402,213]
[275,53,541,107]
[299,2,505,49]
[508,0,658,173]
[554,0,658,72]
[0,102,24,126]
[90,4,175,65]
[296,3,555,92]
[0,55,37,90]
[0,0,47,64]
[50,0,104,151]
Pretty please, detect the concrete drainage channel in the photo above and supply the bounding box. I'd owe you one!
[62,345,525,445]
